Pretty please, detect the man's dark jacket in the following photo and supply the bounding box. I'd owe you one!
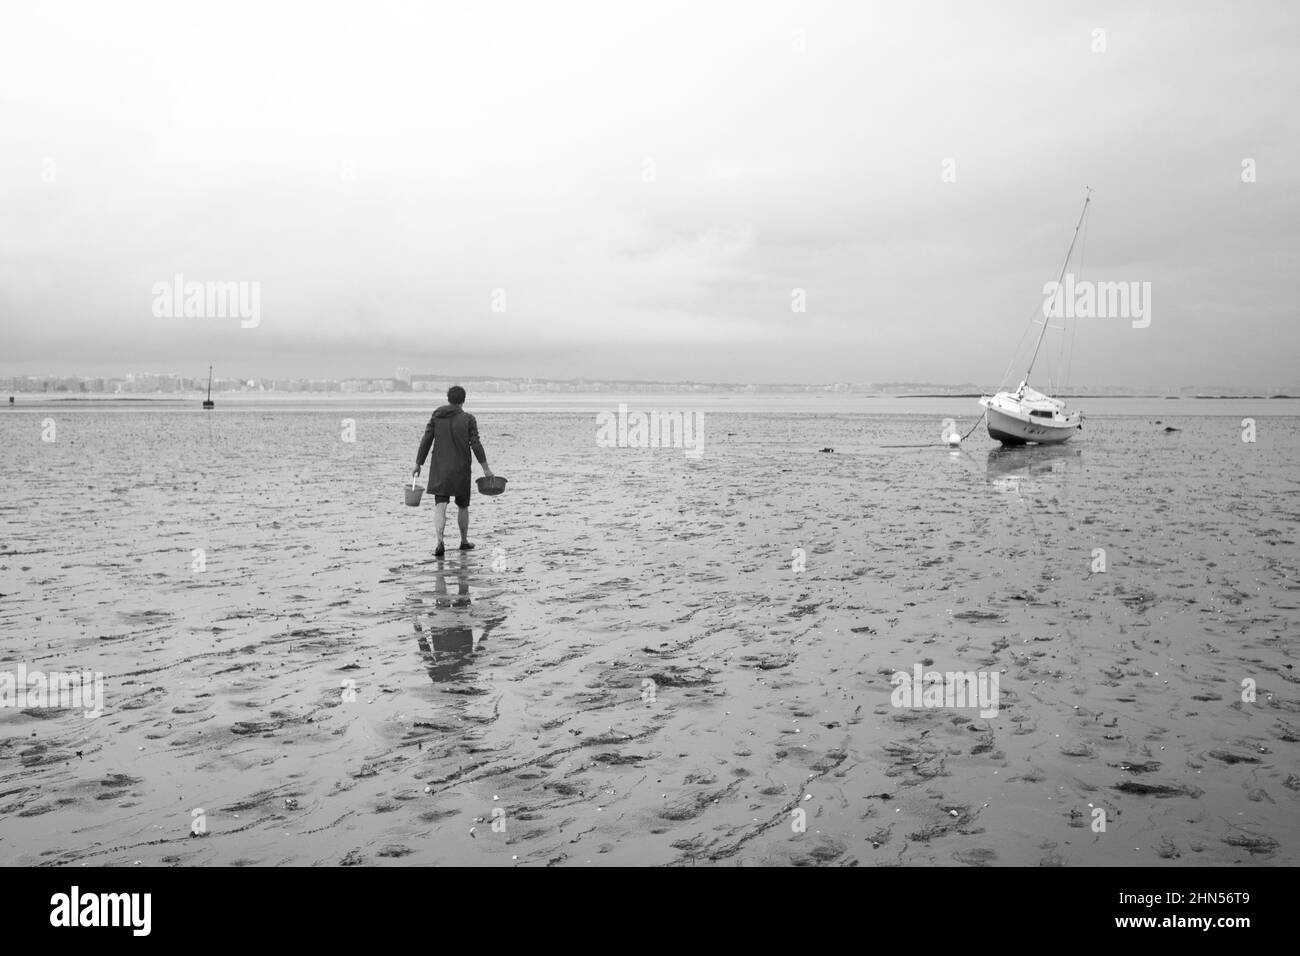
[416,405,486,497]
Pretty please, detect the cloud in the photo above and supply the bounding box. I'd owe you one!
[1,0,1296,385]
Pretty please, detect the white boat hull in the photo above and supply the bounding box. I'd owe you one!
[980,389,1081,445]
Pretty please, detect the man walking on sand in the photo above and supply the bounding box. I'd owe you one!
[413,385,493,557]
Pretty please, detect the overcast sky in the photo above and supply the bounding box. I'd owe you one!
[2,0,1296,386]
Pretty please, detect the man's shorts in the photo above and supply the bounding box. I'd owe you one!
[433,493,471,508]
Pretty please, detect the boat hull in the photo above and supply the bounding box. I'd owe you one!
[980,395,1080,446]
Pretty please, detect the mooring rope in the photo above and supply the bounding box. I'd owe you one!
[878,409,988,449]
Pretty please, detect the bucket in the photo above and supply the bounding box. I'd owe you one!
[476,475,507,496]
[404,474,424,507]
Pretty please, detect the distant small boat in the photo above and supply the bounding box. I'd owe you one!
[203,366,215,409]
[979,190,1092,445]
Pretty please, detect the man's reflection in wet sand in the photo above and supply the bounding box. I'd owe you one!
[412,556,505,683]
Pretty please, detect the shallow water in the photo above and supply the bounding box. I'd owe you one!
[1,404,1296,866]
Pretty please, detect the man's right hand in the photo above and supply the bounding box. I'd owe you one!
[412,466,421,477]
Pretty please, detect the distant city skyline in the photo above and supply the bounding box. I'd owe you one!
[5,370,1296,397]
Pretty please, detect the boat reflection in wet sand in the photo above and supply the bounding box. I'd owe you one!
[986,445,1081,495]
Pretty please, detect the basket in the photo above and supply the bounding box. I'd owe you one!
[476,475,507,496]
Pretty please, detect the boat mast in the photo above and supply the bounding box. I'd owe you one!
[1026,188,1092,385]
[205,365,213,402]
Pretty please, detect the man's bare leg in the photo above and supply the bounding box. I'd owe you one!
[434,501,449,556]
[457,506,474,549]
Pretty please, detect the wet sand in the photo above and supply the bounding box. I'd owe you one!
[1,402,1297,866]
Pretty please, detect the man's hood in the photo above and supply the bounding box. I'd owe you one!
[432,404,463,419]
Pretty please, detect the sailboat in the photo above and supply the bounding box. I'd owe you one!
[979,190,1092,445]
[202,366,215,410]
